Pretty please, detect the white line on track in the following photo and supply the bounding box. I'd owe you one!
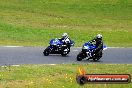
[2,46,23,47]
[75,47,128,48]
[11,65,20,66]
[72,50,79,51]
[1,65,20,67]
[108,47,126,48]
[46,64,56,65]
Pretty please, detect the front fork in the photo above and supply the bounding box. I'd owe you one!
[86,52,92,57]
[82,49,94,59]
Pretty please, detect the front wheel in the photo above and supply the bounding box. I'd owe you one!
[77,52,84,61]
[43,48,50,56]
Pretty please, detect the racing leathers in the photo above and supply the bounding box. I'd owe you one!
[90,38,103,56]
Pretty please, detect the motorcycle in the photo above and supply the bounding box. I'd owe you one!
[77,41,107,61]
[43,38,74,56]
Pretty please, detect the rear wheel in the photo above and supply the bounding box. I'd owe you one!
[43,48,50,56]
[93,57,100,61]
[61,48,70,56]
[61,52,67,56]
[93,51,102,61]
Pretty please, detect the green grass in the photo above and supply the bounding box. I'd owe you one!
[0,64,132,88]
[0,0,132,47]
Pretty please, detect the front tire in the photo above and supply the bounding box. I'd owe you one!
[77,52,84,61]
[43,48,50,56]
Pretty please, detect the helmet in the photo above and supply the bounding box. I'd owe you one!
[96,34,102,39]
[62,33,68,38]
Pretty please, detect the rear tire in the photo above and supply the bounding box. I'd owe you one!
[61,48,70,56]
[43,48,50,56]
[61,52,67,56]
[93,57,100,61]
[93,51,102,61]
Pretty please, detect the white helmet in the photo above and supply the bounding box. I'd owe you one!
[96,34,102,39]
[62,33,68,38]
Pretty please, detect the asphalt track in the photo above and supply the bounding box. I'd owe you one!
[0,47,132,65]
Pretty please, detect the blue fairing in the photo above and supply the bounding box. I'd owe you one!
[70,40,74,46]
[83,42,107,50]
[103,44,107,50]
[49,38,74,46]
[83,42,96,50]
[49,39,63,45]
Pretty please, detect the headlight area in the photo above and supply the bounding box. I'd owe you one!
[82,46,89,50]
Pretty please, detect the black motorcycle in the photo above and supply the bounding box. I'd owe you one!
[77,41,107,61]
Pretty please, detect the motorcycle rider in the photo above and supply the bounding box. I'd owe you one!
[89,34,103,56]
[59,33,71,51]
[59,33,71,45]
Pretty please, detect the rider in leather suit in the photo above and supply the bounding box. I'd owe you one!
[90,34,103,56]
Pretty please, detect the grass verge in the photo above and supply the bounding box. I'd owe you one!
[0,0,132,47]
[0,64,132,88]
[0,23,132,47]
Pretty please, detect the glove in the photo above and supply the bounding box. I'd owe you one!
[62,40,65,42]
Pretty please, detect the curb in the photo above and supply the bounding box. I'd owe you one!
[1,46,23,47]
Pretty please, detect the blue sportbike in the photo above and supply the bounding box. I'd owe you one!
[77,41,107,61]
[43,38,74,56]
